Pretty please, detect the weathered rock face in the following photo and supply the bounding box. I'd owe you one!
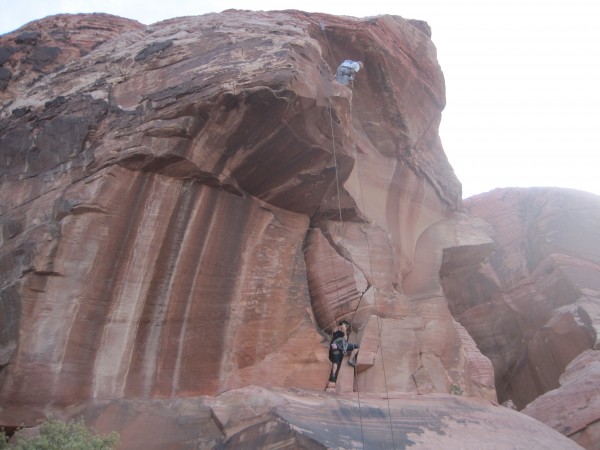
[442,187,600,444]
[0,9,595,450]
[522,350,600,449]
[43,386,577,449]
[0,14,145,98]
[0,9,500,428]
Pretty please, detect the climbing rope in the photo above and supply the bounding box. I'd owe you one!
[319,22,337,71]
[326,97,366,447]
[320,21,355,89]
[326,98,399,448]
[320,19,354,324]
[321,19,396,442]
[327,98,354,319]
[320,20,357,322]
[351,141,397,448]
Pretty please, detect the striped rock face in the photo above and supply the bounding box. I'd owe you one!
[69,386,583,449]
[453,188,600,447]
[6,9,595,450]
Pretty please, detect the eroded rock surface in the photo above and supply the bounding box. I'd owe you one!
[0,9,595,450]
[442,187,600,447]
[522,350,600,449]
[34,386,580,449]
[0,8,489,417]
[0,13,144,99]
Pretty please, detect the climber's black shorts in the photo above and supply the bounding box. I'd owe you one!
[328,343,359,365]
[328,343,359,382]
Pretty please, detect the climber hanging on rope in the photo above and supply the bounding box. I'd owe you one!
[326,319,360,391]
[334,59,363,87]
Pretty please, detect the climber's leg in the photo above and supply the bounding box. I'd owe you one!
[347,343,359,367]
[328,350,343,386]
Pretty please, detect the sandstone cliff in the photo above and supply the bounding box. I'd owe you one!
[457,188,600,448]
[0,10,597,449]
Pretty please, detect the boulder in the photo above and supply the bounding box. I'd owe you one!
[444,188,600,410]
[64,387,584,449]
[522,350,600,449]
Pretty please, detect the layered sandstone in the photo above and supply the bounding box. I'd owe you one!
[522,350,600,449]
[29,386,576,449]
[0,9,492,422]
[441,187,600,447]
[0,14,145,98]
[453,188,600,404]
[0,9,596,450]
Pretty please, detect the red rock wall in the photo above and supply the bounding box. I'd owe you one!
[1,166,327,418]
[1,9,496,427]
[446,188,600,412]
[3,9,598,450]
[521,349,600,449]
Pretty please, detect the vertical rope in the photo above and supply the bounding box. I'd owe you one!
[326,246,340,329]
[322,21,395,448]
[320,19,354,320]
[327,98,353,318]
[320,22,337,70]
[351,140,397,449]
[314,24,341,329]
[327,97,365,447]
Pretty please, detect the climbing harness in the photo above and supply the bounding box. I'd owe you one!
[319,21,353,88]
[331,336,349,353]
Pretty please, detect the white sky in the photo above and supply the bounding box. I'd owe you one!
[1,1,599,199]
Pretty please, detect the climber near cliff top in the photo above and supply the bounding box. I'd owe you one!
[326,320,360,390]
[335,60,363,87]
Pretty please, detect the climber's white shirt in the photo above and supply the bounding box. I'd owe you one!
[340,60,361,72]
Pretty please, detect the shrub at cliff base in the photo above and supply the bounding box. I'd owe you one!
[1,417,119,449]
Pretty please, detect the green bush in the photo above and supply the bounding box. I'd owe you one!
[10,417,118,450]
[1,430,8,449]
[449,384,464,396]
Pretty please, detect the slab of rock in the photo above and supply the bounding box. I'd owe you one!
[45,386,581,449]
[522,349,600,449]
[0,13,144,98]
[444,188,600,411]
